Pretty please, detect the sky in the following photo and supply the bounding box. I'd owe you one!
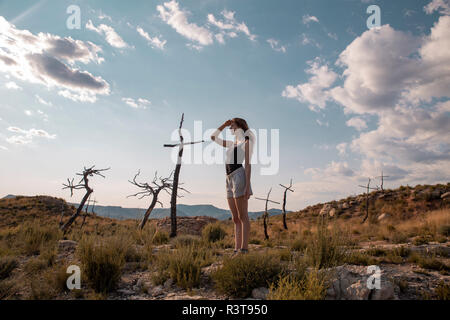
[0,0,449,212]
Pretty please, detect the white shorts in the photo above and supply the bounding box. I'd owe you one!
[226,166,253,199]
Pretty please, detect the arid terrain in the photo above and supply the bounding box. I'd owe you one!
[0,183,449,300]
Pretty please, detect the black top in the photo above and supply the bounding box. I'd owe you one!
[225,136,249,175]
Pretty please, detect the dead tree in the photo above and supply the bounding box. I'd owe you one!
[163,113,204,237]
[61,166,110,232]
[128,170,188,230]
[80,197,97,229]
[255,188,280,240]
[358,178,379,224]
[279,179,294,230]
[375,171,390,192]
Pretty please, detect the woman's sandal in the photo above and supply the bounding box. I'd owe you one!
[239,248,249,254]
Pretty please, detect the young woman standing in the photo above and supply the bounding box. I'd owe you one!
[211,118,254,254]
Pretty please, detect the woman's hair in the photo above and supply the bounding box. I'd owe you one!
[232,118,249,132]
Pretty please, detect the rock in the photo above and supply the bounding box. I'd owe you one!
[325,265,398,300]
[319,204,332,216]
[163,278,173,289]
[117,289,134,295]
[136,279,144,289]
[150,285,164,296]
[345,280,370,300]
[342,202,349,209]
[371,280,396,300]
[431,189,442,199]
[202,262,222,277]
[441,192,450,199]
[156,216,218,236]
[377,213,390,221]
[165,294,204,300]
[329,208,337,217]
[58,240,77,252]
[251,287,269,300]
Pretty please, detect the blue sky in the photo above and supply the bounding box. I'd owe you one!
[0,0,449,211]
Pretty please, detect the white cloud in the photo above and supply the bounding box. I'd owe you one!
[24,110,32,116]
[336,142,347,156]
[35,94,53,106]
[6,126,56,145]
[302,15,319,25]
[157,1,213,46]
[316,119,329,127]
[267,38,286,53]
[299,16,450,189]
[346,117,367,131]
[137,27,167,50]
[86,20,129,49]
[0,145,8,151]
[5,81,21,90]
[122,97,151,109]
[208,10,256,43]
[300,33,321,48]
[282,59,337,111]
[424,0,450,15]
[0,16,109,103]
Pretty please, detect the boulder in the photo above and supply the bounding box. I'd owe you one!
[325,265,398,300]
[329,208,337,217]
[58,240,77,253]
[251,287,269,300]
[441,192,450,200]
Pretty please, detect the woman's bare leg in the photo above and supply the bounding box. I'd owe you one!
[234,196,250,250]
[227,197,241,250]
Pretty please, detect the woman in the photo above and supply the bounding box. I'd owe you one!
[211,118,254,255]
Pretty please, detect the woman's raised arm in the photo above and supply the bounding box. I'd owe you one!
[211,120,233,148]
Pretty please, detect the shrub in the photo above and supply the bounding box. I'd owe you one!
[435,281,449,300]
[154,245,211,289]
[212,252,283,298]
[152,230,169,245]
[19,223,61,255]
[409,253,449,272]
[290,238,307,252]
[346,252,377,266]
[438,225,450,237]
[202,223,227,243]
[0,257,18,280]
[304,219,348,269]
[172,235,203,248]
[77,236,126,293]
[267,270,326,300]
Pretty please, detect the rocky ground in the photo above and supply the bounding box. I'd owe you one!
[49,240,450,300]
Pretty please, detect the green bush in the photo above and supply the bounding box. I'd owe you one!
[19,223,61,255]
[154,245,211,290]
[304,219,348,269]
[267,270,326,300]
[172,234,203,248]
[435,281,449,300]
[212,252,283,298]
[290,238,307,252]
[0,257,18,280]
[202,223,227,243]
[77,237,126,293]
[438,225,450,237]
[152,230,169,245]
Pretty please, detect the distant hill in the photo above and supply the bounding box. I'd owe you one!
[66,202,285,221]
[1,194,285,221]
